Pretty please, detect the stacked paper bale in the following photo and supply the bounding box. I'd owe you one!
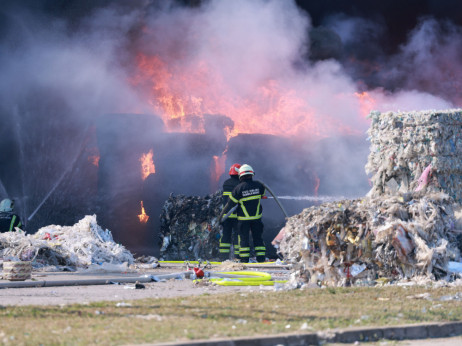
[366,109,462,202]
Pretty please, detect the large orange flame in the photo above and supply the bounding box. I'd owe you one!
[140,149,156,180]
[355,91,376,117]
[138,201,149,223]
[130,53,366,138]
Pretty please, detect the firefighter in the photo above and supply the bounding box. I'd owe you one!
[0,199,23,233]
[227,164,266,263]
[219,163,241,261]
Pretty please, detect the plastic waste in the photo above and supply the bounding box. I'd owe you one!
[0,215,134,269]
[415,164,433,191]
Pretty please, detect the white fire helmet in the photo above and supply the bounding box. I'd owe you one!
[238,164,255,178]
[0,199,14,212]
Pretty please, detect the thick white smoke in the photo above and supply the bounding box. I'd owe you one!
[136,0,367,137]
[0,8,145,119]
[2,0,457,141]
[1,0,461,231]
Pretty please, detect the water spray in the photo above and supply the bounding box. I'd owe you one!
[272,195,355,202]
[27,171,67,222]
[0,178,8,198]
[27,129,90,222]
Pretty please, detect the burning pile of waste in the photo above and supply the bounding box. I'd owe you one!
[0,215,134,269]
[159,192,222,260]
[279,109,462,287]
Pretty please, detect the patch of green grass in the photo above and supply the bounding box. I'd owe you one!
[0,285,461,344]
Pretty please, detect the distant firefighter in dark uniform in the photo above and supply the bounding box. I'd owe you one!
[219,163,241,261]
[0,199,23,232]
[227,164,266,263]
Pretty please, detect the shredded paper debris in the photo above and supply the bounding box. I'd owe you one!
[0,215,134,270]
[280,109,462,287]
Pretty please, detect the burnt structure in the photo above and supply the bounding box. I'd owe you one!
[0,110,370,258]
[97,113,230,255]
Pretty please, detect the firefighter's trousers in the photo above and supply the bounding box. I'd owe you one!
[238,219,266,263]
[219,218,240,260]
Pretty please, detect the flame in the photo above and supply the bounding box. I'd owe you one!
[140,149,156,180]
[130,53,359,138]
[355,91,377,117]
[88,155,100,167]
[210,154,227,191]
[138,201,149,223]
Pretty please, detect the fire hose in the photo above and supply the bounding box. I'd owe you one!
[195,270,287,286]
[0,272,191,289]
[259,181,289,218]
[0,270,286,288]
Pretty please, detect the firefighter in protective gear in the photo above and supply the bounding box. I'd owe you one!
[219,163,241,260]
[227,164,266,263]
[0,199,23,233]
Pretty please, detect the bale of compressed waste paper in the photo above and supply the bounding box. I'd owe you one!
[366,109,462,202]
[280,109,462,287]
[3,261,32,281]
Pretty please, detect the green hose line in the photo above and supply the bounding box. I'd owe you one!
[193,270,287,286]
[211,271,272,281]
[197,278,287,286]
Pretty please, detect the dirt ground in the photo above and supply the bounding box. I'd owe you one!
[0,264,283,306]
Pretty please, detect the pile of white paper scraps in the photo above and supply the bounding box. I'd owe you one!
[366,109,462,203]
[279,192,461,287]
[0,215,134,269]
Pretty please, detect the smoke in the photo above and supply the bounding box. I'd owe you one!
[133,0,368,137]
[1,0,461,235]
[325,13,460,108]
[0,7,145,117]
[382,18,462,105]
[0,4,146,225]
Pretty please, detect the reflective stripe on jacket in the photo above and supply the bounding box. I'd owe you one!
[0,212,22,233]
[222,176,240,218]
[229,179,265,220]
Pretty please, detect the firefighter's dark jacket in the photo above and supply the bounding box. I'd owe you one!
[222,176,240,218]
[0,212,23,232]
[228,179,265,220]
